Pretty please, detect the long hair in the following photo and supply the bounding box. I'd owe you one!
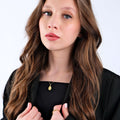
[4,0,103,120]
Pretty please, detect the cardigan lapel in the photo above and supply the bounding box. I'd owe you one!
[28,74,40,106]
[62,80,72,104]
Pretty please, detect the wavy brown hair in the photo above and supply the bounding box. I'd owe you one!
[4,0,103,120]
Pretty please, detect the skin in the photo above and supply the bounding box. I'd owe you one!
[16,0,81,119]
[16,103,43,120]
[40,0,81,119]
[39,0,81,83]
[16,102,68,120]
[40,0,80,52]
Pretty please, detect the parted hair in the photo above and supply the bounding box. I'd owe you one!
[4,0,103,120]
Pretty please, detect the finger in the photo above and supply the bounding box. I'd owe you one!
[53,104,62,111]
[62,103,69,119]
[33,112,43,120]
[51,105,63,120]
[26,106,40,118]
[40,117,44,120]
[39,116,44,120]
[17,102,32,118]
[51,110,64,120]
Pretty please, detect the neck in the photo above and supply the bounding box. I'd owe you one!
[47,49,73,75]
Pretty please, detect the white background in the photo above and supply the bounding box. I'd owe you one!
[0,0,120,118]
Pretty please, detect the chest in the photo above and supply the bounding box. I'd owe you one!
[34,81,69,120]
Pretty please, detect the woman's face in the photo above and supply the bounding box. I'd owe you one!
[39,0,81,51]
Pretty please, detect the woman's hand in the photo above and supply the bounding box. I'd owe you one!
[51,103,69,120]
[16,102,43,120]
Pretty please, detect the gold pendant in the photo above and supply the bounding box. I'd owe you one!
[48,84,52,91]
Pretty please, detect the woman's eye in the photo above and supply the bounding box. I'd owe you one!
[42,11,52,16]
[63,14,72,19]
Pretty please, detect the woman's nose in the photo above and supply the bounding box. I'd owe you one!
[48,24,57,29]
[48,15,59,30]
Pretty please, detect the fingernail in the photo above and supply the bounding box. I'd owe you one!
[27,102,31,107]
[27,103,29,107]
[64,103,68,108]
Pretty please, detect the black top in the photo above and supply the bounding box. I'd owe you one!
[1,68,120,120]
[34,81,69,120]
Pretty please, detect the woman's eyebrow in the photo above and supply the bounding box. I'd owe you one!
[43,5,76,13]
[61,7,76,13]
[43,5,52,9]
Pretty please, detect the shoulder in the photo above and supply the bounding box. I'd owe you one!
[101,68,120,98]
[4,69,17,91]
[96,68,120,119]
[102,68,120,81]
[2,69,17,119]
[101,68,120,102]
[3,69,17,100]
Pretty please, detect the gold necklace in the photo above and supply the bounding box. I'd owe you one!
[48,82,54,91]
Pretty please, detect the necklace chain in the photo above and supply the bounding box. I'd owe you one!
[47,74,72,91]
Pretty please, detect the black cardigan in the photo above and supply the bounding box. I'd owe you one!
[1,68,120,120]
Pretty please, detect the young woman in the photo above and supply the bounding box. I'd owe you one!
[2,0,120,120]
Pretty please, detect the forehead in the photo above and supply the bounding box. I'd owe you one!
[43,0,78,12]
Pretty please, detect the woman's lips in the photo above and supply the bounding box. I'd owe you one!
[45,33,60,41]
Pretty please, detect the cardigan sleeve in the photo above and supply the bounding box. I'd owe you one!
[96,68,120,120]
[103,70,120,120]
[65,114,76,120]
[1,70,16,120]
